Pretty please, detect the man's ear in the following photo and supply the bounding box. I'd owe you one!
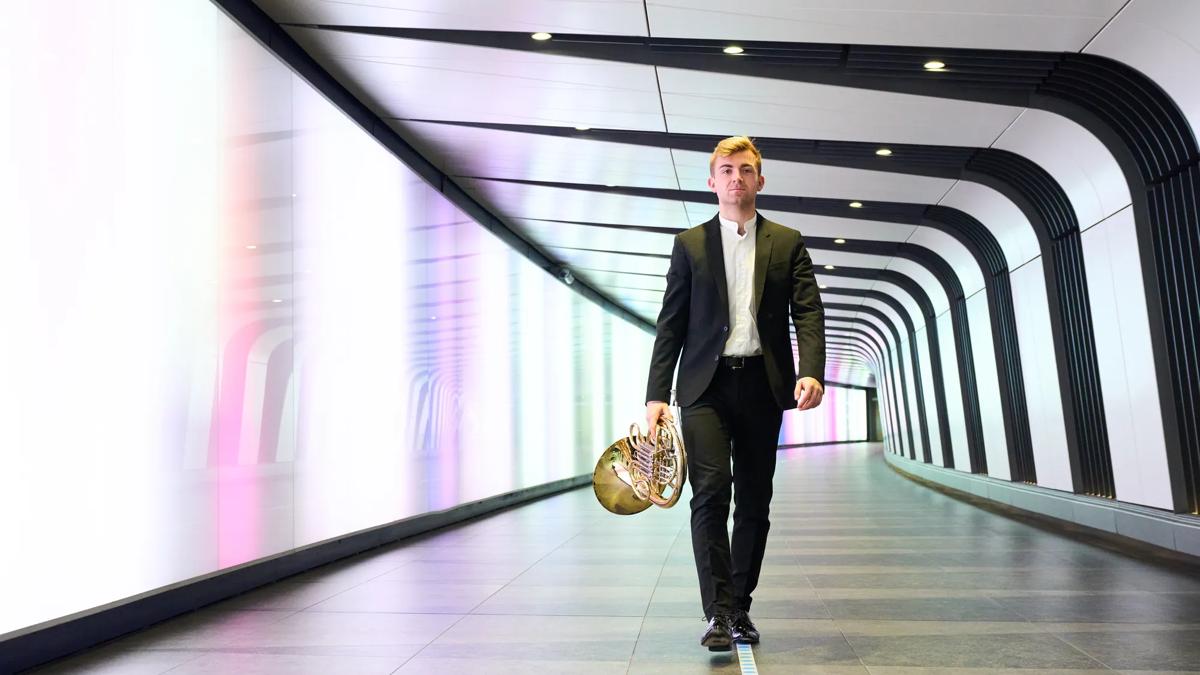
[707,175,717,192]
[757,174,765,191]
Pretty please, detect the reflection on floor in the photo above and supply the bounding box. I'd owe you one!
[34,442,1200,674]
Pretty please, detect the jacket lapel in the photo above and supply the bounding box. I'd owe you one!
[703,216,729,323]
[753,215,774,314]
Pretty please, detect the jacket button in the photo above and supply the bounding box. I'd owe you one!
[722,325,729,332]
[714,355,720,362]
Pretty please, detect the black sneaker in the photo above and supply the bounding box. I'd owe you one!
[730,610,760,644]
[700,614,733,651]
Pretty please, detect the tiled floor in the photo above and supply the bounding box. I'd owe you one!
[33,442,1200,674]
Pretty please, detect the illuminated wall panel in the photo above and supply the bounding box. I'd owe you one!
[778,386,869,446]
[0,0,657,636]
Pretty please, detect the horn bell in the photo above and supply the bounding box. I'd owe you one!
[593,438,653,515]
[593,420,687,515]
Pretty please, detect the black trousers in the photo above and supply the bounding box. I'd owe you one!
[681,356,784,618]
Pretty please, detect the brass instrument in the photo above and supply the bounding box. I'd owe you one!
[593,417,687,515]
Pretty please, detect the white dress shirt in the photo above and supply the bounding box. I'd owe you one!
[718,214,762,356]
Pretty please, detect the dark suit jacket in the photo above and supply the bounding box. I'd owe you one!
[645,213,826,410]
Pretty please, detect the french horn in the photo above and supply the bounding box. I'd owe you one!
[593,417,687,515]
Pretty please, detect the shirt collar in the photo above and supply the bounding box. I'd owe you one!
[718,213,757,237]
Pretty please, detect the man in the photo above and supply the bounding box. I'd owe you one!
[645,136,826,651]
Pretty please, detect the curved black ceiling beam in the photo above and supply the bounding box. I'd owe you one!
[825,341,873,357]
[826,342,894,446]
[826,321,904,452]
[470,166,1049,479]
[826,301,921,461]
[827,340,874,359]
[814,239,978,471]
[826,349,874,370]
[825,341,873,362]
[826,331,881,358]
[472,177,997,471]
[827,320,908,456]
[306,24,1198,510]
[823,287,931,463]
[817,266,954,467]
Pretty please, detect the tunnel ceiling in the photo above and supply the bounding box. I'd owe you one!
[243,0,1159,394]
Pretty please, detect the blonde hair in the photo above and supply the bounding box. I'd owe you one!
[709,136,762,175]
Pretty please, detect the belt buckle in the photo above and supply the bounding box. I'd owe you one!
[728,356,745,369]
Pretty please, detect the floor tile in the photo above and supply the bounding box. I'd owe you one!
[472,583,655,616]
[1058,629,1200,671]
[825,597,1024,621]
[30,648,205,674]
[417,614,641,662]
[166,652,407,674]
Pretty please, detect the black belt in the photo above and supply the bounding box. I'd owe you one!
[719,354,762,369]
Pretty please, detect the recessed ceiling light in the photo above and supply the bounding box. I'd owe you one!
[271,298,283,303]
[924,60,946,71]
[849,201,863,208]
[824,264,835,270]
[531,32,552,41]
[834,238,846,244]
[574,125,590,131]
[875,148,892,156]
[245,244,257,250]
[723,45,744,55]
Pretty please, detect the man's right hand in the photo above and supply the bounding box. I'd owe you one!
[646,401,672,432]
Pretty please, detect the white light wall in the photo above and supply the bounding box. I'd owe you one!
[0,0,868,638]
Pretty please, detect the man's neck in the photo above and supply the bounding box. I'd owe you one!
[718,204,757,235]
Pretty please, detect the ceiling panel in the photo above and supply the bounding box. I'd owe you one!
[510,218,676,254]
[571,270,667,292]
[815,275,925,332]
[546,247,667,276]
[658,68,1025,146]
[992,110,1131,229]
[937,181,1040,268]
[672,149,957,204]
[811,249,951,315]
[1086,0,1200,135]
[258,0,649,36]
[821,292,869,309]
[902,226,985,297]
[457,178,689,228]
[645,0,1126,51]
[402,122,681,189]
[763,211,919,243]
[286,28,666,130]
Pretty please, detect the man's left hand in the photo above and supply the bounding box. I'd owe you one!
[795,377,824,410]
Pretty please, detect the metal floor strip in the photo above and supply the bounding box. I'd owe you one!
[736,642,759,674]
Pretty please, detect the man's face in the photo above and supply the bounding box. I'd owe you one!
[708,150,764,209]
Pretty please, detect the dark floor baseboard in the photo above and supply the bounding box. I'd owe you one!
[1,474,590,674]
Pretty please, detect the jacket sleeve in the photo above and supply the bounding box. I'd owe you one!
[645,235,691,404]
[790,235,826,384]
